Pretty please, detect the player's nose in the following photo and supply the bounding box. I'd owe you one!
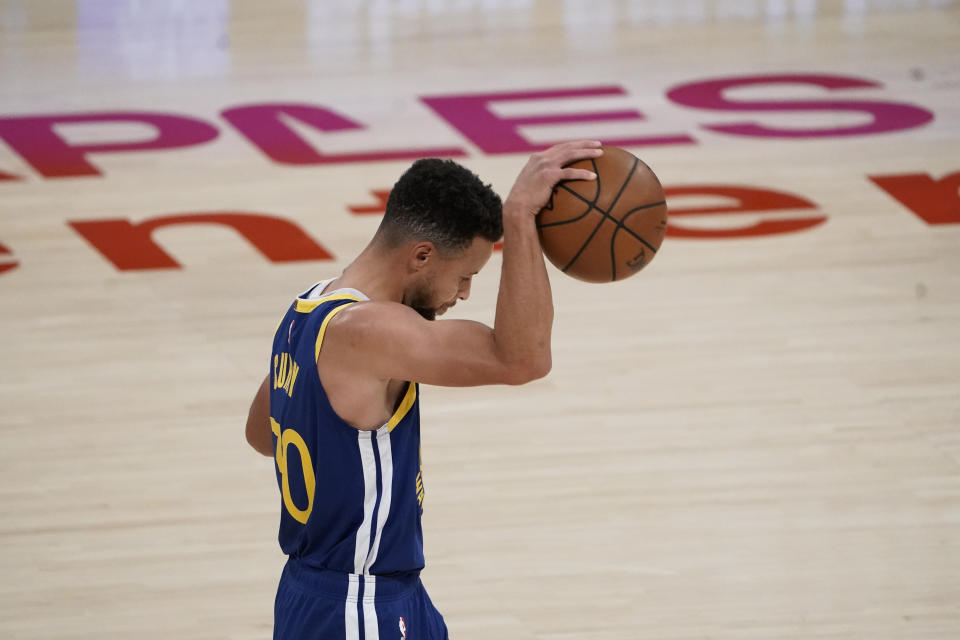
[458,279,471,300]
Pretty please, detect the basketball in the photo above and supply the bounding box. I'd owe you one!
[536,146,668,283]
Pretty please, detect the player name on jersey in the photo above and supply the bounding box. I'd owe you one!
[273,352,300,398]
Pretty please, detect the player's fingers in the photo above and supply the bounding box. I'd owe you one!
[549,139,602,156]
[538,140,601,161]
[558,167,597,182]
[550,143,603,167]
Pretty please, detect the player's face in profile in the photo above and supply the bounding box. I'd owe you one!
[407,236,494,321]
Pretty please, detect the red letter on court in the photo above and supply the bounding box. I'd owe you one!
[0,242,18,275]
[665,185,825,238]
[869,172,960,225]
[666,73,933,138]
[221,104,467,165]
[421,86,695,154]
[0,112,219,178]
[348,190,392,215]
[69,212,334,271]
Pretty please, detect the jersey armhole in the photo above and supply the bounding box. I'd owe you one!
[387,382,417,432]
[312,301,417,433]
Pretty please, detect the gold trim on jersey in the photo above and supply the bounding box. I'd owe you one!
[294,292,363,314]
[387,382,417,432]
[303,292,416,433]
[314,302,357,361]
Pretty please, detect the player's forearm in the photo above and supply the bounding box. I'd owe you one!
[492,205,554,382]
[246,375,275,456]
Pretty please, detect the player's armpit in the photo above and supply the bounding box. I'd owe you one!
[245,373,274,456]
[324,302,550,387]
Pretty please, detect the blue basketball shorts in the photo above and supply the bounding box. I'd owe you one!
[274,558,449,640]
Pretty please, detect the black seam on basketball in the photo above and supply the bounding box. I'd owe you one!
[561,157,639,274]
[537,159,601,229]
[560,212,609,273]
[536,183,598,227]
[610,221,618,281]
[611,201,667,252]
[561,187,665,250]
[548,170,663,252]
[541,190,556,212]
[538,185,594,229]
[609,200,667,280]
[546,181,609,219]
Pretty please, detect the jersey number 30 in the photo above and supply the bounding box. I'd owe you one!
[270,418,315,524]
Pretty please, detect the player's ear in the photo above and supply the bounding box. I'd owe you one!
[408,241,436,272]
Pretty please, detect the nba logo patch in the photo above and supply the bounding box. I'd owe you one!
[398,616,407,638]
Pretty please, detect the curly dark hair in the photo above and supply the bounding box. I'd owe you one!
[377,158,503,253]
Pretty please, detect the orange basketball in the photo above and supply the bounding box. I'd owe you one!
[537,146,668,283]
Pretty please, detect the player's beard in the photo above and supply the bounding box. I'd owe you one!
[406,280,438,321]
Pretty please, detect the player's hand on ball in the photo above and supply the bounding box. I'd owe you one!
[505,140,603,217]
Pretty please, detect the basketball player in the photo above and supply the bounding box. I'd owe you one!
[245,140,603,639]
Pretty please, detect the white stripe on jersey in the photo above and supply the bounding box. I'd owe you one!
[362,576,379,640]
[354,433,378,574]
[303,278,370,301]
[345,574,360,640]
[364,426,393,573]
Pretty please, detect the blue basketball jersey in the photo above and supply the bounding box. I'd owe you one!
[269,279,425,576]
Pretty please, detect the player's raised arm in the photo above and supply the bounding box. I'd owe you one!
[490,140,602,380]
[323,141,603,387]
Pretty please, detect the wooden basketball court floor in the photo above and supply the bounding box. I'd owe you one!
[1,1,958,638]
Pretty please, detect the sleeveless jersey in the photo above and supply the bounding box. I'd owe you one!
[269,280,425,576]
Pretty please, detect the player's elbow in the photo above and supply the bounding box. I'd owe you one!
[244,423,257,452]
[248,435,274,457]
[246,418,274,457]
[504,354,552,385]
[531,354,553,381]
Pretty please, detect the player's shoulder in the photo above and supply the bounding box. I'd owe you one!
[327,300,423,339]
[318,301,426,371]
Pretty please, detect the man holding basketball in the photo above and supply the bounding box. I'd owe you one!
[246,140,602,639]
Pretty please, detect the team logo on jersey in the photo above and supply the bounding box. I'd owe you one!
[398,616,407,638]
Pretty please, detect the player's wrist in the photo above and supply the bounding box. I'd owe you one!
[502,200,539,221]
[501,207,539,240]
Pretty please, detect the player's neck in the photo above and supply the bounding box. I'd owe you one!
[328,245,406,303]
